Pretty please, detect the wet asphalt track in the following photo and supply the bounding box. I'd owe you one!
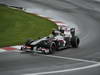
[0,0,100,75]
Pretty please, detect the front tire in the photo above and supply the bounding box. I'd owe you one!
[44,42,56,54]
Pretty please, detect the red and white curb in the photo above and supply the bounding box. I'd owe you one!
[0,45,22,53]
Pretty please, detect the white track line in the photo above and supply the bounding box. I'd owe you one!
[24,63,100,75]
[45,55,100,64]
[24,55,100,75]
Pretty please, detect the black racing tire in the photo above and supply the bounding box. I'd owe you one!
[71,36,80,48]
[44,42,56,54]
[49,42,56,54]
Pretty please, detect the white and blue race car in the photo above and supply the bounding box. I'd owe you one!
[20,28,80,54]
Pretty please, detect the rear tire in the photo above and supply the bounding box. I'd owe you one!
[71,36,80,48]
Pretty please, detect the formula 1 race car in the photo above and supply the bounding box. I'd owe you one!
[20,28,80,54]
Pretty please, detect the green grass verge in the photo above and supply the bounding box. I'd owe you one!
[0,5,57,47]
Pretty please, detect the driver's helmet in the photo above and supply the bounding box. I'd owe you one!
[70,28,75,33]
[46,36,50,39]
[52,28,60,36]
